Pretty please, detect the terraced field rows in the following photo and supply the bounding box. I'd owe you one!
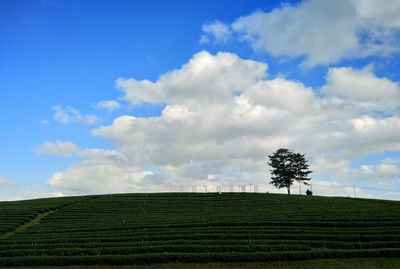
[0,196,90,238]
[0,193,399,266]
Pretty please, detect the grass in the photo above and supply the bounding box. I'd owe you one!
[11,258,400,269]
[0,193,399,267]
[0,210,53,240]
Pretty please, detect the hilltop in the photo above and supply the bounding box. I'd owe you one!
[0,193,399,268]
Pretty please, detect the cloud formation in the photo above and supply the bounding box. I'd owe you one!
[322,66,400,111]
[116,51,266,105]
[94,100,121,111]
[0,176,11,189]
[36,141,80,157]
[201,0,400,66]
[41,51,400,198]
[46,148,155,194]
[200,20,232,44]
[53,106,100,125]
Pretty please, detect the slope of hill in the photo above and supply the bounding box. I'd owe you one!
[0,193,399,267]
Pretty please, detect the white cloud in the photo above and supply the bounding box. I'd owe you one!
[40,119,50,125]
[35,141,80,157]
[42,51,400,199]
[323,66,400,110]
[200,20,231,44]
[310,157,400,200]
[116,51,266,105]
[36,142,158,194]
[1,188,72,201]
[35,141,125,160]
[94,100,121,111]
[312,156,400,182]
[346,115,400,155]
[53,106,100,125]
[0,176,11,189]
[203,0,400,66]
[47,149,156,194]
[199,35,210,45]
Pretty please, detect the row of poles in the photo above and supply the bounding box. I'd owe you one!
[166,183,400,199]
[169,183,314,196]
[169,184,259,193]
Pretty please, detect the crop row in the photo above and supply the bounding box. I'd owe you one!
[1,240,400,252]
[23,224,400,236]
[30,215,400,229]
[0,244,311,257]
[36,216,400,225]
[9,229,400,242]
[0,248,398,266]
[17,226,400,239]
[3,233,400,245]
[0,196,94,237]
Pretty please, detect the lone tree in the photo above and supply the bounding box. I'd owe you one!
[268,148,312,195]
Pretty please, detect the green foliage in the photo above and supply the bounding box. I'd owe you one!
[0,193,399,266]
[268,148,312,194]
[0,196,91,237]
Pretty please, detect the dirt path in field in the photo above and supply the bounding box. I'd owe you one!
[0,210,55,240]
[0,197,98,240]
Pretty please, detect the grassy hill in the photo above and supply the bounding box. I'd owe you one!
[0,193,399,267]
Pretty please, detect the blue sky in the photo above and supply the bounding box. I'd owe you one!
[1,0,400,200]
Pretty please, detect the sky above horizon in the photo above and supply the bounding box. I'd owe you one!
[1,0,400,200]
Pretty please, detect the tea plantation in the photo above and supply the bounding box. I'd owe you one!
[0,193,399,267]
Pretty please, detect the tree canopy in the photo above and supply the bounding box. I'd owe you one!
[268,148,312,194]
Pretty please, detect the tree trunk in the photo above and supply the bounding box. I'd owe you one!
[287,186,291,195]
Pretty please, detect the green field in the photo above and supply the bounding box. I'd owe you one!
[0,193,399,267]
[9,258,400,269]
